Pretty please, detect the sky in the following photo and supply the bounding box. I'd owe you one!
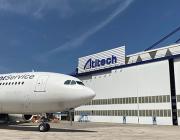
[0,0,180,74]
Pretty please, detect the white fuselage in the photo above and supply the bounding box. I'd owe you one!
[0,72,95,114]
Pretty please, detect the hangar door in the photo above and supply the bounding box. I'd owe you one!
[34,75,49,92]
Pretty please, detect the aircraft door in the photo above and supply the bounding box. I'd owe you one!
[34,75,49,92]
[24,94,31,112]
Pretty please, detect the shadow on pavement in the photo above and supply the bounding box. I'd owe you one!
[0,124,97,133]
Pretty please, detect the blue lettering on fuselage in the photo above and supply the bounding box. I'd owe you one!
[84,55,117,70]
[0,74,35,81]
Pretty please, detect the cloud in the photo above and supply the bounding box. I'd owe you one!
[0,0,73,18]
[86,0,126,12]
[0,0,128,19]
[0,0,134,62]
[41,0,134,60]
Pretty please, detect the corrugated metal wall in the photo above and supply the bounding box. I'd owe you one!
[75,60,172,125]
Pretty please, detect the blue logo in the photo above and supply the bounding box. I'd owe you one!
[0,74,35,81]
[84,55,117,70]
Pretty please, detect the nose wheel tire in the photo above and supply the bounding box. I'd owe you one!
[38,123,50,132]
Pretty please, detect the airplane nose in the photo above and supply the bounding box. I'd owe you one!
[86,88,96,99]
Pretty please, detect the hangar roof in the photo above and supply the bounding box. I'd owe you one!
[74,43,180,77]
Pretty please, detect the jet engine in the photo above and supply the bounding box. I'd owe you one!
[8,114,34,122]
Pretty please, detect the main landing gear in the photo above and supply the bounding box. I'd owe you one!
[38,115,50,132]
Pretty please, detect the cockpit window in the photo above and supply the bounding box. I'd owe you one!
[76,81,85,86]
[64,80,71,85]
[70,80,76,85]
[64,80,84,86]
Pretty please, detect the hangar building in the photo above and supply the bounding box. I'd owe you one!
[74,43,180,125]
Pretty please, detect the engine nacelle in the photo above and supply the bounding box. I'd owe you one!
[8,114,33,122]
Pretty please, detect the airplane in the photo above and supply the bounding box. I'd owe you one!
[0,72,95,132]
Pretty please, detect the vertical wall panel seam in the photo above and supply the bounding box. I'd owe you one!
[169,58,178,125]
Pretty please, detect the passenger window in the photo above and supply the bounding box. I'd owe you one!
[9,82,11,85]
[71,80,76,85]
[18,82,21,85]
[64,80,71,85]
[22,82,24,85]
[0,83,1,85]
[12,82,14,85]
[5,83,8,85]
[15,82,17,85]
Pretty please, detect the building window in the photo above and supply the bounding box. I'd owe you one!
[160,110,163,117]
[145,97,148,103]
[139,97,142,103]
[155,96,159,103]
[123,98,125,104]
[167,95,170,102]
[149,96,152,103]
[126,98,128,104]
[142,97,145,103]
[164,110,167,117]
[163,96,166,102]
[152,96,155,103]
[129,97,132,104]
[159,96,163,103]
[168,110,171,117]
[156,110,160,117]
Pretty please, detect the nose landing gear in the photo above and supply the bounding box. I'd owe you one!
[38,122,50,132]
[38,114,50,132]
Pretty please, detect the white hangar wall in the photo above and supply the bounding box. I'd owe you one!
[75,60,172,125]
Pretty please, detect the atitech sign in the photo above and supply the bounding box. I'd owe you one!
[78,46,125,73]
